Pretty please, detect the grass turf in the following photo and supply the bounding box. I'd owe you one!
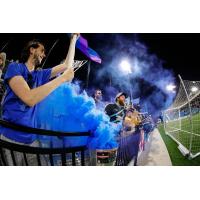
[164,112,200,155]
[158,124,200,166]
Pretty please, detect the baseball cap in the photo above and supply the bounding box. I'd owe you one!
[115,92,127,102]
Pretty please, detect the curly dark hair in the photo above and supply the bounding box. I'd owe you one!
[21,39,44,63]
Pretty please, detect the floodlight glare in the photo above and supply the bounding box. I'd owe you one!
[120,60,132,74]
[166,84,176,91]
[191,86,198,92]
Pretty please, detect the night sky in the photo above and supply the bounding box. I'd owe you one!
[0,33,199,84]
[138,33,200,81]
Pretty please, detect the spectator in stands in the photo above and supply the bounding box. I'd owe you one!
[105,92,128,123]
[93,89,105,110]
[0,34,79,165]
[123,107,145,150]
[123,107,142,134]
[0,52,6,79]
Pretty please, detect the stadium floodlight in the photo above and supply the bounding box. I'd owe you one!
[119,59,132,74]
[191,86,198,92]
[166,84,176,92]
[119,59,133,103]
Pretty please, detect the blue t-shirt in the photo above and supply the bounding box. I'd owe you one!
[0,62,52,144]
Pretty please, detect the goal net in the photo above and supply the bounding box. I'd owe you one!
[163,76,200,158]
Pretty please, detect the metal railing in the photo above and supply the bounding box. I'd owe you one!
[0,119,91,166]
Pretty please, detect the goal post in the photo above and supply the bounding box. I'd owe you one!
[163,75,200,159]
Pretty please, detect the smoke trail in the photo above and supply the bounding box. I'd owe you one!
[35,34,175,149]
[35,82,121,149]
[93,34,176,117]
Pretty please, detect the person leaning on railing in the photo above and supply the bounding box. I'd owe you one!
[0,34,79,165]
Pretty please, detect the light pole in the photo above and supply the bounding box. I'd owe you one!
[119,59,133,105]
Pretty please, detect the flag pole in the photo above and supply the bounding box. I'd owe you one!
[86,60,91,88]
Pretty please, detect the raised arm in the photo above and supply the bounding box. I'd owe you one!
[8,66,74,107]
[50,33,79,78]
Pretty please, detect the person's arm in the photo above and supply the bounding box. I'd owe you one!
[50,34,79,78]
[8,67,74,107]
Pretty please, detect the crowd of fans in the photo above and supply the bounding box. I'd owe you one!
[0,36,155,165]
[93,89,155,152]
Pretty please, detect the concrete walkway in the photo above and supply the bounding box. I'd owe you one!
[137,128,172,166]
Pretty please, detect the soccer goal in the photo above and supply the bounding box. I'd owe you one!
[163,75,200,159]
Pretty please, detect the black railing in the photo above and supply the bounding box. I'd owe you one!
[0,119,141,166]
[0,119,91,166]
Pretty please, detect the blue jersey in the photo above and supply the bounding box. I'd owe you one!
[0,62,52,144]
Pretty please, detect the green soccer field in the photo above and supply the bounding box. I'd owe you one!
[158,124,200,165]
[165,112,200,155]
